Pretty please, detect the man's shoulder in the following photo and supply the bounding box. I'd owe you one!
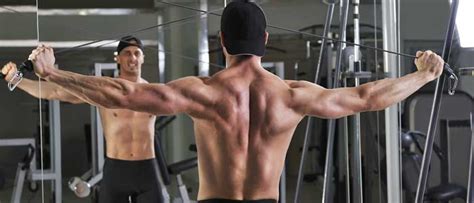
[166,76,212,90]
[177,76,210,83]
[284,80,313,88]
[139,78,149,84]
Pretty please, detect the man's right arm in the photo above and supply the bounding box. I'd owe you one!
[29,46,211,116]
[288,50,443,119]
[2,62,83,104]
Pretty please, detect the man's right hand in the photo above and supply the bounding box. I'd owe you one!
[414,50,444,81]
[29,44,56,79]
[1,62,18,82]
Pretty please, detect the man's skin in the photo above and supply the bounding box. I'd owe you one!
[28,31,444,200]
[1,44,157,161]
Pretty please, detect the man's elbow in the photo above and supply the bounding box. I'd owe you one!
[44,92,68,102]
[66,98,84,105]
[359,85,386,112]
[364,94,393,112]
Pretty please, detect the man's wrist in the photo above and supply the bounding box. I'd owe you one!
[42,66,57,81]
[417,70,436,82]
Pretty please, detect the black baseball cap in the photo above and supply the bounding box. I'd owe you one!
[221,0,267,57]
[117,36,144,54]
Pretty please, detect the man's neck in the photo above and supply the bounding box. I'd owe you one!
[226,55,262,69]
[119,73,140,82]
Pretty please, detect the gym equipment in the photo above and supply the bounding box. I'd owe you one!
[0,168,5,190]
[400,131,466,202]
[0,142,37,203]
[415,0,459,201]
[68,171,103,198]
[468,113,474,202]
[294,1,337,202]
[460,67,474,202]
[0,60,33,91]
[155,116,198,203]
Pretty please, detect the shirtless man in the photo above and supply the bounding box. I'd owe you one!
[27,1,444,202]
[2,36,164,203]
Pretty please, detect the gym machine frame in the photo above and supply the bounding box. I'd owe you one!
[294,1,337,202]
[414,0,459,202]
[0,85,63,203]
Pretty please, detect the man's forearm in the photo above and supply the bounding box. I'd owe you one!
[363,71,434,111]
[17,79,48,99]
[14,78,83,104]
[44,69,131,108]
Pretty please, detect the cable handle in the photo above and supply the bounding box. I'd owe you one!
[4,60,33,91]
[443,63,458,95]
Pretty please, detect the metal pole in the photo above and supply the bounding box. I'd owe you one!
[468,112,474,202]
[157,14,166,83]
[314,2,336,84]
[198,0,210,77]
[280,163,287,203]
[12,164,26,203]
[321,0,349,202]
[353,0,361,70]
[351,0,363,202]
[294,62,299,80]
[350,60,364,202]
[381,0,401,202]
[294,2,336,203]
[90,104,99,176]
[414,0,459,202]
[343,116,350,203]
[50,99,62,203]
[439,120,450,185]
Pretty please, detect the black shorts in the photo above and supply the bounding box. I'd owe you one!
[99,157,164,203]
[199,199,277,203]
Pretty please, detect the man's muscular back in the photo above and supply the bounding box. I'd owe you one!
[189,63,304,200]
[173,52,441,200]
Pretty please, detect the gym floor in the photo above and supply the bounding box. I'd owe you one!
[0,174,322,202]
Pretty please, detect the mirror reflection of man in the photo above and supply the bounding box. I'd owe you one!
[2,36,164,203]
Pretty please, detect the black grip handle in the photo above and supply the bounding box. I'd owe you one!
[1,60,33,81]
[443,63,455,77]
[19,60,33,72]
